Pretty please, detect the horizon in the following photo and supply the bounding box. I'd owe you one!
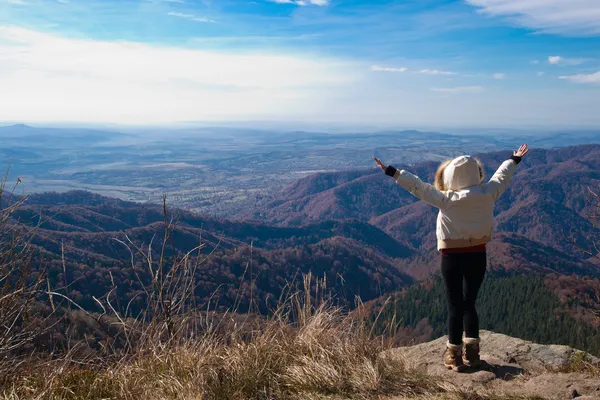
[4,121,600,135]
[3,117,600,136]
[1,0,600,127]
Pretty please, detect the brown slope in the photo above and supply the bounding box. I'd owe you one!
[32,222,235,264]
[271,169,370,202]
[253,145,600,236]
[370,201,437,251]
[366,145,600,264]
[33,230,413,314]
[254,172,421,226]
[544,274,600,329]
[17,190,415,314]
[492,149,600,252]
[18,191,412,259]
[391,232,598,280]
[21,200,413,262]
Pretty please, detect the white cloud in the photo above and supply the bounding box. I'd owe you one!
[168,12,215,23]
[270,0,328,5]
[465,0,600,36]
[431,86,484,94]
[559,71,600,84]
[418,69,457,76]
[371,65,407,73]
[0,26,354,123]
[530,60,540,65]
[537,71,545,76]
[493,73,506,79]
[548,56,561,64]
[168,12,192,17]
[371,67,457,75]
[548,55,586,65]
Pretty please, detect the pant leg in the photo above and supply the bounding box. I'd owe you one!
[461,252,487,339]
[441,253,464,345]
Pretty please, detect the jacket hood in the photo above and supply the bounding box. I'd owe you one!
[443,155,482,191]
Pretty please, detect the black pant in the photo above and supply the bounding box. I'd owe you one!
[441,252,487,346]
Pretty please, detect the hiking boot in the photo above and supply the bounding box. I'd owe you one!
[443,341,466,372]
[463,337,481,368]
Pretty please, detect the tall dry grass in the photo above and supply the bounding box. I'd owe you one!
[0,300,548,400]
[1,299,448,400]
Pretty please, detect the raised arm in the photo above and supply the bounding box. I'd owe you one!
[486,144,529,201]
[373,156,449,209]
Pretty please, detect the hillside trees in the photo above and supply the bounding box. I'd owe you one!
[370,275,600,355]
[581,187,600,321]
[0,172,48,374]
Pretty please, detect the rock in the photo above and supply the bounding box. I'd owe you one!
[382,330,600,400]
[520,373,600,399]
[473,331,600,374]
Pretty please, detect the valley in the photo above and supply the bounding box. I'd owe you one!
[3,124,600,218]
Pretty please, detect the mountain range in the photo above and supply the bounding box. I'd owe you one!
[237,144,600,277]
[7,144,600,327]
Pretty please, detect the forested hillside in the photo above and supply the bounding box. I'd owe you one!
[245,145,599,248]
[368,274,600,356]
[238,144,600,277]
[13,191,414,314]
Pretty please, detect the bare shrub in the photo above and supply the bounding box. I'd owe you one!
[0,171,47,378]
[97,194,221,353]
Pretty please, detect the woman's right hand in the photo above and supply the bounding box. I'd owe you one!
[373,156,387,172]
[514,144,530,158]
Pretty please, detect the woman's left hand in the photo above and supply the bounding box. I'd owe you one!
[372,156,387,172]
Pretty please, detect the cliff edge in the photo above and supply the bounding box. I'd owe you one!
[382,330,600,399]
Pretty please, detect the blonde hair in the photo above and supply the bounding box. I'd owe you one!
[434,157,485,191]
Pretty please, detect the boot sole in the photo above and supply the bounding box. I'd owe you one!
[463,359,482,368]
[444,364,467,372]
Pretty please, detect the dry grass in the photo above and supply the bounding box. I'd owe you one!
[557,351,600,377]
[0,303,450,400]
[0,302,554,400]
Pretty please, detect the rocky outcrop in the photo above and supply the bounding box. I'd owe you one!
[383,331,600,400]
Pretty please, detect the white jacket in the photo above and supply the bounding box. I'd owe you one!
[390,156,519,250]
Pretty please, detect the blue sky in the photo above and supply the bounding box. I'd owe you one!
[1,0,600,128]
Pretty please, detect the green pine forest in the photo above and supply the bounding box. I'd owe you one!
[371,274,600,356]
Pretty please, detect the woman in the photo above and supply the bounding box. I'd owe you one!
[373,144,530,371]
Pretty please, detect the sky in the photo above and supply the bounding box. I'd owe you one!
[1,0,600,128]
